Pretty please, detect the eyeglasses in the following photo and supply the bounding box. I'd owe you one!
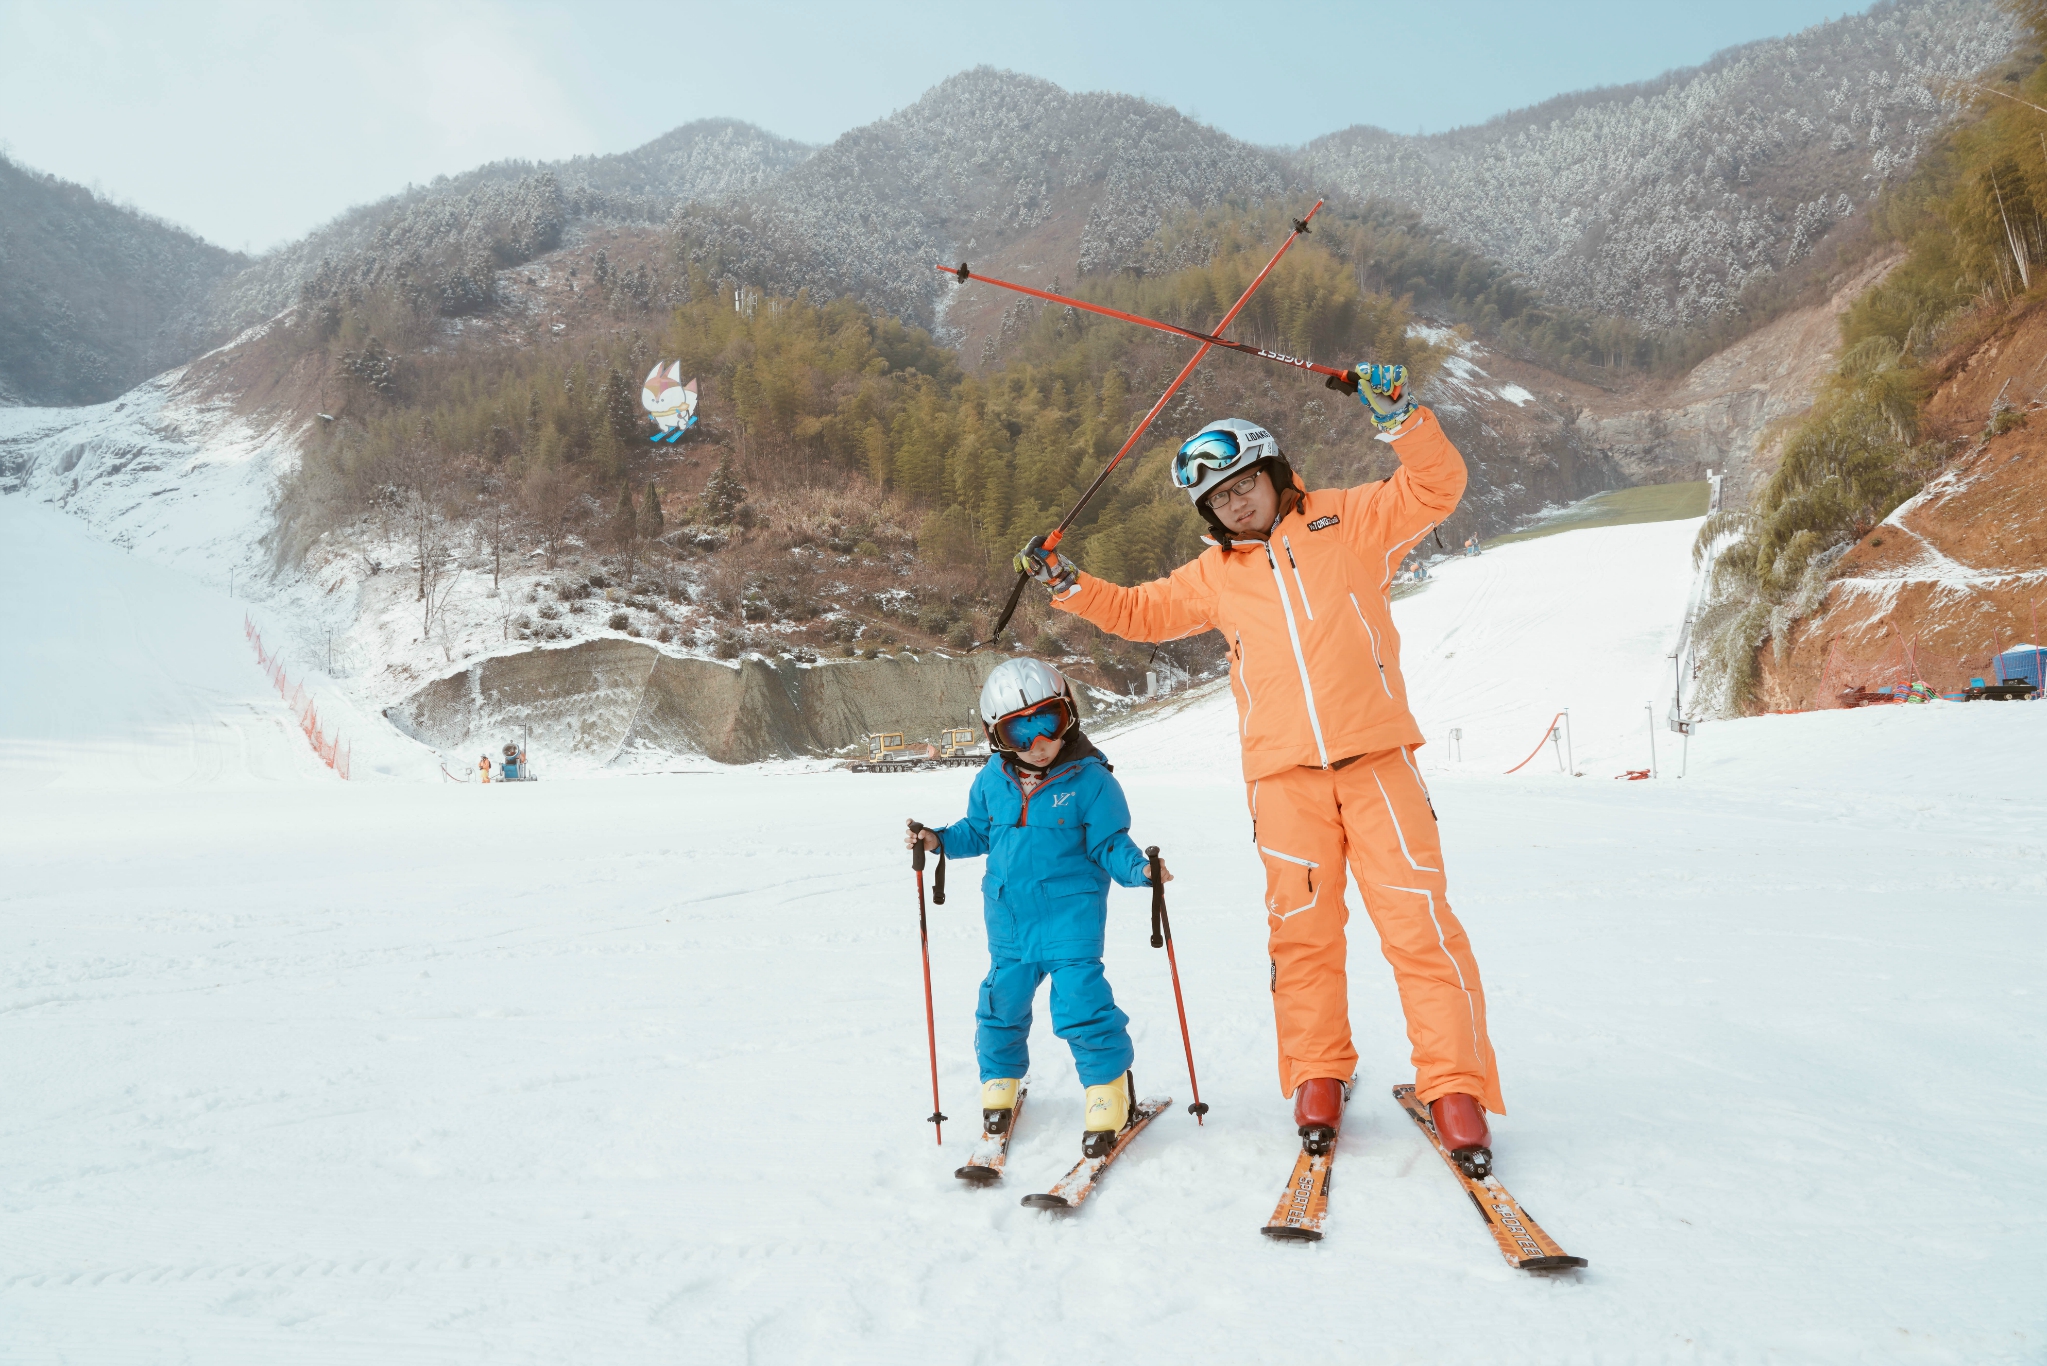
[1204,469,1264,507]
[1172,429,1245,489]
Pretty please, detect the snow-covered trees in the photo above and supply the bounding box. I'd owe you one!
[0,152,245,405]
[1302,0,2016,331]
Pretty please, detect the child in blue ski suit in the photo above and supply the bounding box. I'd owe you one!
[907,662,1167,1154]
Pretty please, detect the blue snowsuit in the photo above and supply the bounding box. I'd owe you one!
[931,741,1154,1087]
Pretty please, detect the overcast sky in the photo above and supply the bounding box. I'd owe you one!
[1,0,1855,255]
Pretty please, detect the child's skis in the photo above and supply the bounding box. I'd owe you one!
[954,1083,1028,1185]
[1260,1074,1354,1241]
[1392,1084,1587,1271]
[1021,1090,1172,1213]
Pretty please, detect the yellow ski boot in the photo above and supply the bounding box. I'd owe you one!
[981,1078,1021,1136]
[1081,1072,1131,1158]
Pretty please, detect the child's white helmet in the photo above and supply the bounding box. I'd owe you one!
[978,658,1077,753]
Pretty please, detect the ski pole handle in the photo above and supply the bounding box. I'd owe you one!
[909,820,945,902]
[1147,845,1165,948]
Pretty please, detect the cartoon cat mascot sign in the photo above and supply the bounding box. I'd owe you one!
[642,362,699,443]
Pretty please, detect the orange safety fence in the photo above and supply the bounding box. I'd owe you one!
[245,615,351,779]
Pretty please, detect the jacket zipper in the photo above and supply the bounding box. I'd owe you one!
[1264,543,1329,767]
[1350,592,1393,698]
[1011,761,1075,827]
[1282,537,1313,620]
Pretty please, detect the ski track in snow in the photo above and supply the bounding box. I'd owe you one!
[3,496,2045,1363]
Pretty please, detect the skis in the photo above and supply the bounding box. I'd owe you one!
[1020,1097,1171,1212]
[1260,1075,1354,1241]
[954,1084,1028,1185]
[1392,1084,1587,1272]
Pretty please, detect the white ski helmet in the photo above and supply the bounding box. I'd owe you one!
[1172,417,1279,506]
[977,657,1077,753]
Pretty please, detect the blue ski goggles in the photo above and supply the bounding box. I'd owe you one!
[989,696,1074,752]
[1172,429,1248,489]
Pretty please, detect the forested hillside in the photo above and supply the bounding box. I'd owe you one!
[209,120,816,336]
[0,153,246,405]
[10,0,2021,412]
[1305,0,2015,337]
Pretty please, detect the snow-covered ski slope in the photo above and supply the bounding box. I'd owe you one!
[1107,516,1703,779]
[0,497,441,786]
[3,505,2043,1363]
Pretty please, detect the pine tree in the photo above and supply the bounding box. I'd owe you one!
[613,479,638,581]
[601,367,639,447]
[703,455,746,523]
[639,481,664,541]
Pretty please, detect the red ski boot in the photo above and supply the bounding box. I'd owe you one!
[1429,1093,1493,1178]
[1293,1077,1348,1155]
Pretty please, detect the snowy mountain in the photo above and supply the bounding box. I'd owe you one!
[205,119,817,337]
[1302,0,2016,329]
[7,0,2021,409]
[0,152,248,406]
[665,68,1300,327]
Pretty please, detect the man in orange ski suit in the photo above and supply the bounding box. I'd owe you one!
[1015,368,1502,1158]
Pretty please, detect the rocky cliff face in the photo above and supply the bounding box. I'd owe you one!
[1394,253,1897,533]
[1755,298,2047,710]
[1573,252,1906,506]
[386,640,1045,768]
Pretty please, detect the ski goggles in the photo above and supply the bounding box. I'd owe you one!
[1171,429,1249,489]
[989,696,1074,752]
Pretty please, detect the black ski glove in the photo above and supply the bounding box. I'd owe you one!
[1014,534,1080,598]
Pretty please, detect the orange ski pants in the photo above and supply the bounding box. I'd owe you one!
[1250,746,1504,1114]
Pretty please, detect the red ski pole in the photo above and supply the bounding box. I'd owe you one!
[911,821,947,1144]
[1147,845,1208,1124]
[972,200,1327,649]
[940,261,1360,387]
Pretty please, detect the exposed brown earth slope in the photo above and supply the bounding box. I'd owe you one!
[1757,300,2047,711]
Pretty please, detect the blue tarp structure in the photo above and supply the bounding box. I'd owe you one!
[1994,645,2045,688]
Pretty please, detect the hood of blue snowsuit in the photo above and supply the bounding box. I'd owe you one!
[931,750,1154,962]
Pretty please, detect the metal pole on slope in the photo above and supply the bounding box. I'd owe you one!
[1645,702,1658,779]
[1146,846,1207,1124]
[910,821,947,1144]
[970,201,1327,650]
[1563,708,1576,776]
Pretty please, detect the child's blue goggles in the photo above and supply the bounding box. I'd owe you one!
[990,697,1073,751]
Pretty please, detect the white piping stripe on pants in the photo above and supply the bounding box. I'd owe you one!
[1258,845,1321,921]
[1372,770,1439,873]
[1379,881,1485,1071]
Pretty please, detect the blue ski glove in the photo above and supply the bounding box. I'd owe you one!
[1015,534,1080,598]
[1356,363,1418,433]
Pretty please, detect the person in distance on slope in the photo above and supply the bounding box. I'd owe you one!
[1015,366,1504,1175]
[478,753,491,784]
[904,657,1170,1158]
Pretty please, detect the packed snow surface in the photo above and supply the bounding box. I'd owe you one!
[4,503,2044,1363]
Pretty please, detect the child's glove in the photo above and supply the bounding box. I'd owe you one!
[1014,534,1080,598]
[1356,363,1418,433]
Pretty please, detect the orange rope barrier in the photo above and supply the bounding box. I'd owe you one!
[1503,711,1566,775]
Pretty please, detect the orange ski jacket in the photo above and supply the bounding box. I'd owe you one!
[1055,407,1465,782]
